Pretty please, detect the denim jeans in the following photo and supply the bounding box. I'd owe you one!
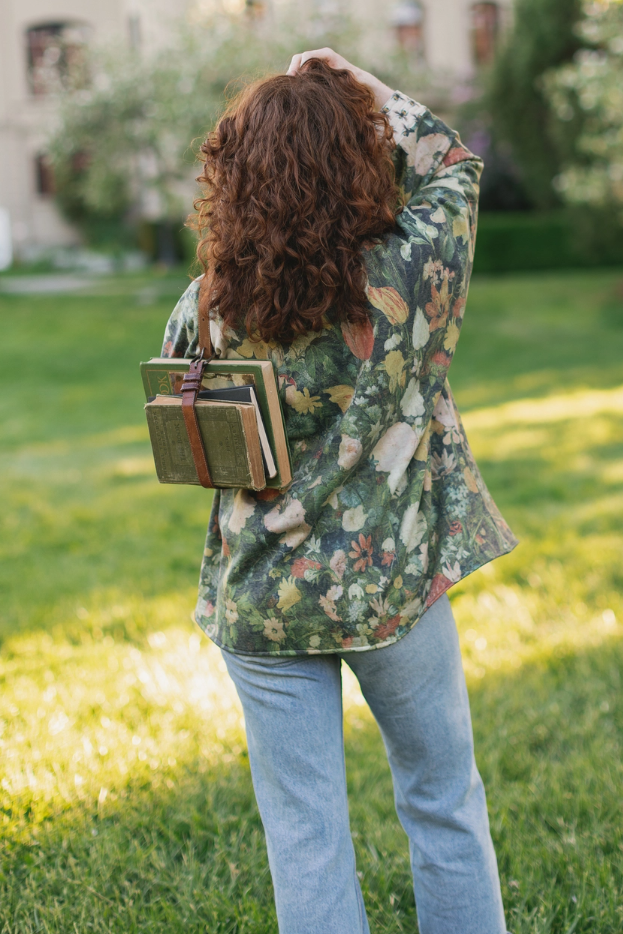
[222,594,507,934]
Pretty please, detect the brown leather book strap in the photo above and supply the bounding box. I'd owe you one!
[198,271,214,360]
[181,359,213,489]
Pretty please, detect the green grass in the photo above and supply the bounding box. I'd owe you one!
[1,268,623,933]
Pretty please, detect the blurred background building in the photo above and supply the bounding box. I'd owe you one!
[0,0,186,262]
[0,0,513,263]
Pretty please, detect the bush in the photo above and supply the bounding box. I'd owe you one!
[488,0,586,210]
[474,211,623,274]
[136,221,198,268]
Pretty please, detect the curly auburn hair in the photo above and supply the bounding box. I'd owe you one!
[193,59,399,343]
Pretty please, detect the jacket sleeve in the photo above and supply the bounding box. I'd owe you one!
[284,93,483,525]
[374,90,482,426]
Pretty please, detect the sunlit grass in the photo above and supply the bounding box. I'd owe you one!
[1,268,623,932]
[2,621,243,809]
[453,383,623,682]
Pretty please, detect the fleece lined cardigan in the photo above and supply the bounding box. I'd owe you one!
[161,91,518,656]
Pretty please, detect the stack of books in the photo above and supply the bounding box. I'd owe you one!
[141,358,292,491]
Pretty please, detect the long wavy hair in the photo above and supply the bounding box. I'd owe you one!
[193,59,399,343]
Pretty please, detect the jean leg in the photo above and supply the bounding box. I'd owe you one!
[222,649,369,934]
[342,595,506,934]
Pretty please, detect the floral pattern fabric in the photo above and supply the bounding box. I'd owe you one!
[161,92,518,656]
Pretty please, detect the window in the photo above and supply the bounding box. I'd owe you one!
[26,22,90,96]
[245,0,266,18]
[470,2,499,66]
[391,1,424,57]
[35,154,55,196]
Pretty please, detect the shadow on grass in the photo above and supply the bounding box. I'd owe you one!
[3,753,275,934]
[3,634,623,934]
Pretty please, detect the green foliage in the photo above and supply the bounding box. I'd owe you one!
[488,0,586,209]
[544,0,623,216]
[474,210,623,272]
[49,31,227,231]
[475,213,578,272]
[2,269,623,930]
[47,11,445,248]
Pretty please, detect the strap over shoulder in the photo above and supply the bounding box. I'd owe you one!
[181,358,213,489]
[180,271,215,488]
[197,271,214,360]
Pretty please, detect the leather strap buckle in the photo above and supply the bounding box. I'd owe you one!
[181,357,213,488]
[179,271,216,488]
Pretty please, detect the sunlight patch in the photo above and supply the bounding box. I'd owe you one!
[463,386,623,431]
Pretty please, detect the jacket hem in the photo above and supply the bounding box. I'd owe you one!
[193,536,519,657]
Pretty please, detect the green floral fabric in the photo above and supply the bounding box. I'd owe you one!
[161,91,518,656]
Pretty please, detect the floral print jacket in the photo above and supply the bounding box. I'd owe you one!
[161,91,518,656]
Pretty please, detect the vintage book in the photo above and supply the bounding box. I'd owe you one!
[145,395,266,490]
[140,357,292,489]
[196,386,277,479]
[148,384,277,478]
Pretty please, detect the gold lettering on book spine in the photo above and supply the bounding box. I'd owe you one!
[157,372,172,395]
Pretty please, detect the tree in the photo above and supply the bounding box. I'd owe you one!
[48,18,294,251]
[488,0,586,209]
[544,0,623,217]
[48,10,445,254]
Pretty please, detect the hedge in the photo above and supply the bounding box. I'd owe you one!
[136,211,623,274]
[473,211,623,274]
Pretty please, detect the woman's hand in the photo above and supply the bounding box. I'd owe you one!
[286,48,394,111]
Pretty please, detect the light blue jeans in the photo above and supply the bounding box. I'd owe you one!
[222,594,507,934]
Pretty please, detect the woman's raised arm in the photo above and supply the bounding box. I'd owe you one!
[286,48,393,111]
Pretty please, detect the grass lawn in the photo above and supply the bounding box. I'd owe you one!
[1,267,623,933]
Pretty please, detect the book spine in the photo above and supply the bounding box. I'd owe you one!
[239,405,266,490]
[141,365,175,399]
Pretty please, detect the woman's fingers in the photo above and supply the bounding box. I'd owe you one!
[287,47,352,76]
[285,47,393,108]
[286,53,304,76]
